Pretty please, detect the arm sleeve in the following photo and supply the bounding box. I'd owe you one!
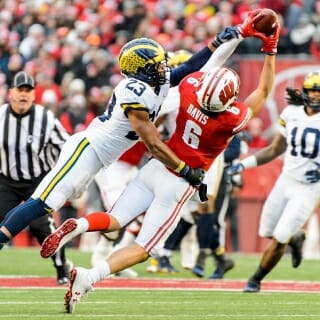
[224,136,241,163]
[170,46,212,87]
[200,38,242,72]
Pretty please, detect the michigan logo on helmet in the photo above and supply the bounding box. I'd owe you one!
[302,71,320,111]
[119,38,167,87]
[167,49,192,68]
[196,67,240,114]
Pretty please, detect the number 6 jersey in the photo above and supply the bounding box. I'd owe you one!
[167,71,251,171]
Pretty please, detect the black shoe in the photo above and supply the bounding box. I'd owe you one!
[56,259,74,285]
[243,279,260,293]
[157,256,179,273]
[209,257,235,279]
[56,266,69,285]
[289,230,306,268]
[192,264,205,278]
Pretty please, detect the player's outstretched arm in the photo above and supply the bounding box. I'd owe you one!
[243,22,280,118]
[227,133,287,176]
[201,9,274,72]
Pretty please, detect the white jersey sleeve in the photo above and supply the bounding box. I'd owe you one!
[85,74,170,166]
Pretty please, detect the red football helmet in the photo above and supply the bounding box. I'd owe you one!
[196,67,240,114]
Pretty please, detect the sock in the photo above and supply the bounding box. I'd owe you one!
[196,213,213,248]
[251,265,268,282]
[0,198,49,242]
[88,261,111,284]
[85,212,111,231]
[0,232,9,244]
[164,218,193,250]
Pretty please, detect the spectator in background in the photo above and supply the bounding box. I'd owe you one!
[59,94,95,134]
[41,89,59,116]
[247,117,269,149]
[34,70,62,106]
[87,86,107,116]
[6,52,24,86]
[18,23,45,60]
[289,13,316,54]
[54,43,85,85]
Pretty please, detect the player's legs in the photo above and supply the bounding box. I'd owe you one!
[0,133,103,245]
[29,215,71,284]
[91,162,138,264]
[243,176,287,292]
[46,158,193,262]
[64,159,195,312]
[244,176,319,292]
[209,173,235,279]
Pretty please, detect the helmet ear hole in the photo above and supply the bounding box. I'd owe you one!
[118,38,167,86]
[196,67,240,114]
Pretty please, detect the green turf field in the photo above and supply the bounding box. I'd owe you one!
[0,247,319,320]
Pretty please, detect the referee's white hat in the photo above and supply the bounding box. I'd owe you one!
[12,71,35,89]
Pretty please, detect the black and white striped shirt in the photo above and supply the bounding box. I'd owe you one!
[0,103,69,181]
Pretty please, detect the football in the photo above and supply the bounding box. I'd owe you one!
[253,8,278,36]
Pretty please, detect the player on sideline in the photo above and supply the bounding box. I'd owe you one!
[0,26,244,248]
[227,72,320,292]
[41,11,280,313]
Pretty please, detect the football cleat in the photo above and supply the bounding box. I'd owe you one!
[157,256,179,273]
[209,257,235,279]
[289,230,306,268]
[64,267,93,314]
[40,218,79,258]
[146,257,159,273]
[191,264,205,278]
[243,279,261,293]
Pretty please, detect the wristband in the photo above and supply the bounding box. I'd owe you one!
[175,161,186,174]
[241,155,258,169]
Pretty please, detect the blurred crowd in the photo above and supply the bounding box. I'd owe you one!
[0,0,319,119]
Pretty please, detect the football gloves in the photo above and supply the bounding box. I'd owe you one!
[212,26,241,48]
[261,23,280,55]
[179,164,206,187]
[238,9,266,39]
[238,9,280,55]
[198,183,208,202]
[226,163,245,176]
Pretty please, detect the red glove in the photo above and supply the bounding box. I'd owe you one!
[261,23,280,55]
[237,9,266,39]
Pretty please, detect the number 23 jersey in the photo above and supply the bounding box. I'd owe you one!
[167,71,251,171]
[85,74,170,166]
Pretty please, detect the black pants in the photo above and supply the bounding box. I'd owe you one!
[0,174,66,268]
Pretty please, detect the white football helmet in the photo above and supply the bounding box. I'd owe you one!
[196,67,240,114]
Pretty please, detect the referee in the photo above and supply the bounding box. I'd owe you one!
[0,71,71,284]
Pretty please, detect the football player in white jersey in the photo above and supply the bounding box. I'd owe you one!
[227,71,320,292]
[39,10,280,313]
[0,31,242,248]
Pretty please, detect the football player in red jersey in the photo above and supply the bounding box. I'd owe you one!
[41,10,280,313]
